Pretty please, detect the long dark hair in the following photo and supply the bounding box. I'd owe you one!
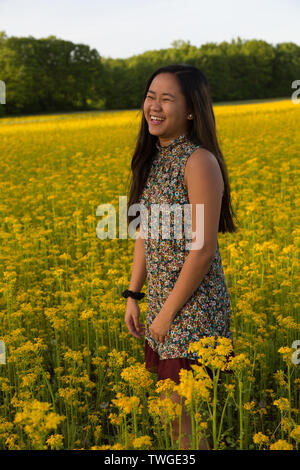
[127,64,238,233]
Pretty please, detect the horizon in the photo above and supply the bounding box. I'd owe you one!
[0,31,298,62]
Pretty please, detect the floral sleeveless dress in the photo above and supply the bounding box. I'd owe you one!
[139,134,233,365]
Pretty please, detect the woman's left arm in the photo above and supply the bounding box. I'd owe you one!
[150,148,225,343]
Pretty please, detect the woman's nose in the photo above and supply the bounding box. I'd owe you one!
[151,101,162,111]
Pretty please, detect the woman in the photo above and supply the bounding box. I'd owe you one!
[124,64,238,449]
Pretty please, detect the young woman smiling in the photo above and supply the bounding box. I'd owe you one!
[125,64,238,449]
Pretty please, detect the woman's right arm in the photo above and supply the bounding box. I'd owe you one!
[124,226,147,339]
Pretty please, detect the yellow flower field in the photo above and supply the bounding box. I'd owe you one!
[0,99,299,450]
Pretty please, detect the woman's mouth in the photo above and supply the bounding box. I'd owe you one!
[149,115,165,126]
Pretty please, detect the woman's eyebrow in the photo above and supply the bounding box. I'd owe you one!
[147,90,176,98]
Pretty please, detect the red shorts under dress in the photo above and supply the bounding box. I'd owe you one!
[145,339,234,384]
[145,338,214,384]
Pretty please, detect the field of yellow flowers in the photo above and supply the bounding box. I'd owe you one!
[0,99,299,450]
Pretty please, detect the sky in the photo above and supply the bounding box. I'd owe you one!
[0,0,299,59]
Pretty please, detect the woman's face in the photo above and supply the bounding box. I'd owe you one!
[143,73,192,146]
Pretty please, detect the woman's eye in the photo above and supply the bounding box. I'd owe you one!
[146,95,153,99]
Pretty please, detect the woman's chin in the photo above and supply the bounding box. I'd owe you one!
[148,125,166,137]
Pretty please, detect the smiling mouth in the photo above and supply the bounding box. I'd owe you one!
[150,115,165,124]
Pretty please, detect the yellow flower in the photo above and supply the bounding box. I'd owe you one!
[194,413,208,429]
[46,434,64,450]
[278,346,294,364]
[148,396,181,423]
[63,348,84,366]
[191,364,213,385]
[188,336,235,372]
[5,435,21,450]
[227,353,251,372]
[215,337,234,357]
[290,425,300,442]
[94,425,102,441]
[108,413,122,426]
[281,417,291,432]
[257,408,267,416]
[132,435,152,449]
[108,349,128,369]
[80,309,97,320]
[121,363,153,392]
[223,383,235,393]
[111,392,141,416]
[253,432,269,446]
[174,369,211,405]
[273,397,290,412]
[273,370,287,386]
[14,399,65,448]
[111,443,126,450]
[269,439,293,450]
[44,413,65,430]
[21,372,38,388]
[243,401,256,411]
[155,378,176,396]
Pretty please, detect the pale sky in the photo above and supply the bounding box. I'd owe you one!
[0,0,299,59]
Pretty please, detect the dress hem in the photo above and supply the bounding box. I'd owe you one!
[144,338,214,384]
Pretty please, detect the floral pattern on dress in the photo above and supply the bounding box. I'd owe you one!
[139,134,233,360]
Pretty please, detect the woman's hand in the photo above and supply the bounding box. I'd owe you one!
[150,311,173,344]
[124,298,145,339]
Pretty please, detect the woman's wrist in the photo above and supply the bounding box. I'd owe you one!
[123,288,145,300]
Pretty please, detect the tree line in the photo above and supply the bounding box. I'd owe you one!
[0,32,299,116]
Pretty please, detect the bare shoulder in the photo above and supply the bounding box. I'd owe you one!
[185,147,219,173]
[184,147,224,193]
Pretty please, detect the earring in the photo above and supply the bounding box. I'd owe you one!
[188,114,193,119]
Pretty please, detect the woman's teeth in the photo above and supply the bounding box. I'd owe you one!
[150,116,165,125]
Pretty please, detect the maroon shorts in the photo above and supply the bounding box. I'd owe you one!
[144,338,214,384]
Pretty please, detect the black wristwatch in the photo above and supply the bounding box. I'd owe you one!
[122,289,145,300]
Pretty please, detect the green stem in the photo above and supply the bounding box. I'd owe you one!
[238,377,243,450]
[217,391,231,444]
[287,365,292,442]
[191,399,196,450]
[169,422,174,449]
[124,415,128,449]
[133,409,137,438]
[178,396,182,450]
[163,424,169,450]
[212,369,220,449]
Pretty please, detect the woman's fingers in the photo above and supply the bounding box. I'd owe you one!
[127,316,145,338]
[126,316,139,338]
[133,315,140,332]
[152,333,165,343]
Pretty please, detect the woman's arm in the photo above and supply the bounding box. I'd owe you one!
[150,148,224,343]
[128,225,147,292]
[124,226,147,339]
